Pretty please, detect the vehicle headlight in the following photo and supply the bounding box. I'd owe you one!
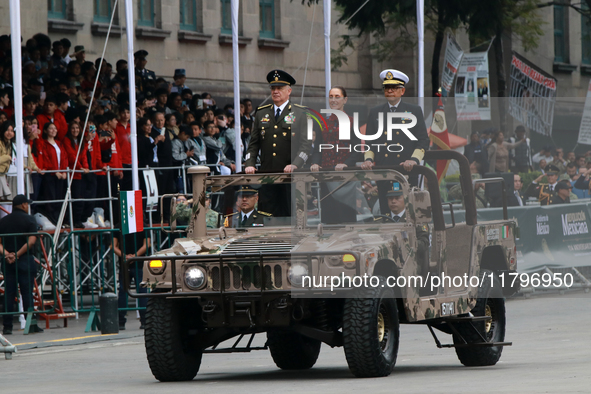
[148,259,167,275]
[287,263,309,287]
[342,254,356,269]
[326,255,342,266]
[184,266,206,290]
[325,254,357,269]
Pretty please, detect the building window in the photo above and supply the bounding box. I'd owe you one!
[48,0,67,19]
[221,0,232,34]
[583,8,591,65]
[94,0,113,23]
[180,0,197,30]
[259,0,275,38]
[138,0,154,27]
[554,4,569,63]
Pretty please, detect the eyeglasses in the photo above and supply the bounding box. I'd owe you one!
[383,86,403,91]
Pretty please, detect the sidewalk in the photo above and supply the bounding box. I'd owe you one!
[3,312,144,351]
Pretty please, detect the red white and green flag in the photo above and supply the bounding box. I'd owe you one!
[502,225,510,239]
[120,190,143,235]
[428,93,451,184]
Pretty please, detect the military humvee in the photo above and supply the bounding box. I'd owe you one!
[125,150,518,382]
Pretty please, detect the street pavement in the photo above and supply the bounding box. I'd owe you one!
[1,294,590,393]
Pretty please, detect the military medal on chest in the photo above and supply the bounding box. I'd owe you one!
[284,112,296,124]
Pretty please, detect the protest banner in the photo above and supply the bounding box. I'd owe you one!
[577,80,591,145]
[441,33,464,96]
[508,51,557,136]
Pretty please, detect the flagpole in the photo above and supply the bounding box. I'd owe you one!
[9,0,24,195]
[324,0,332,107]
[231,0,242,172]
[125,0,139,191]
[416,0,424,112]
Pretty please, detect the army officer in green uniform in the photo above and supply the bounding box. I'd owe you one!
[525,164,560,205]
[244,70,312,216]
[225,186,272,227]
[384,182,429,274]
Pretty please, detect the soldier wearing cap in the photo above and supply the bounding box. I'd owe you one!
[551,181,572,204]
[244,70,312,216]
[525,164,561,205]
[383,183,429,273]
[361,69,430,214]
[225,186,272,227]
[171,69,189,93]
[134,50,156,91]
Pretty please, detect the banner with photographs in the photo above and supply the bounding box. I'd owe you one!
[508,52,557,137]
[454,52,491,121]
[577,80,591,145]
[441,33,464,96]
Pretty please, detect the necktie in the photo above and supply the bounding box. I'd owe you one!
[390,106,396,113]
[549,185,553,192]
[275,108,281,121]
[515,191,522,206]
[392,215,400,222]
[241,214,247,226]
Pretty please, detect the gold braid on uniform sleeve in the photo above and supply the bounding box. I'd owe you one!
[364,150,375,162]
[411,148,425,162]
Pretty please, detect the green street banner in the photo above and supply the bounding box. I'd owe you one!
[120,190,143,235]
[444,202,591,272]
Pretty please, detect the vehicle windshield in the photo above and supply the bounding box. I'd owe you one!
[207,170,413,229]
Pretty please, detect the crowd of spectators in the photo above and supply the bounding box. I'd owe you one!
[462,125,591,205]
[0,33,257,228]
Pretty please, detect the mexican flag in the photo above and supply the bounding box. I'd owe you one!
[120,190,143,235]
[428,94,451,184]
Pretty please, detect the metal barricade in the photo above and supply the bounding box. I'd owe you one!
[65,226,186,331]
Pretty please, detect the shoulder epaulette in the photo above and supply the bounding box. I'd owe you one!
[258,211,273,217]
[224,212,239,218]
[257,104,272,110]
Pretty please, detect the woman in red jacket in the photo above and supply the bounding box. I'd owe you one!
[38,122,68,225]
[82,120,105,226]
[63,121,90,227]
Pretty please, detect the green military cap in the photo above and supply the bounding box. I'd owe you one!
[545,164,560,175]
[386,182,403,197]
[267,69,296,87]
[236,185,259,196]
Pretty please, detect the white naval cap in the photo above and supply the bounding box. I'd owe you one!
[379,69,409,86]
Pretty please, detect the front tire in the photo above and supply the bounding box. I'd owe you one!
[145,298,202,381]
[453,270,506,366]
[267,330,321,370]
[343,276,400,378]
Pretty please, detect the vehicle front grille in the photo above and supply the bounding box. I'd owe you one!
[221,237,298,254]
[208,263,287,290]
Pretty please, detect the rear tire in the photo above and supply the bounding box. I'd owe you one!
[453,270,506,366]
[267,330,321,370]
[343,276,400,378]
[145,298,202,381]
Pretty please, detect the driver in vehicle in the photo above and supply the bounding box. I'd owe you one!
[224,186,272,227]
[384,182,430,273]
